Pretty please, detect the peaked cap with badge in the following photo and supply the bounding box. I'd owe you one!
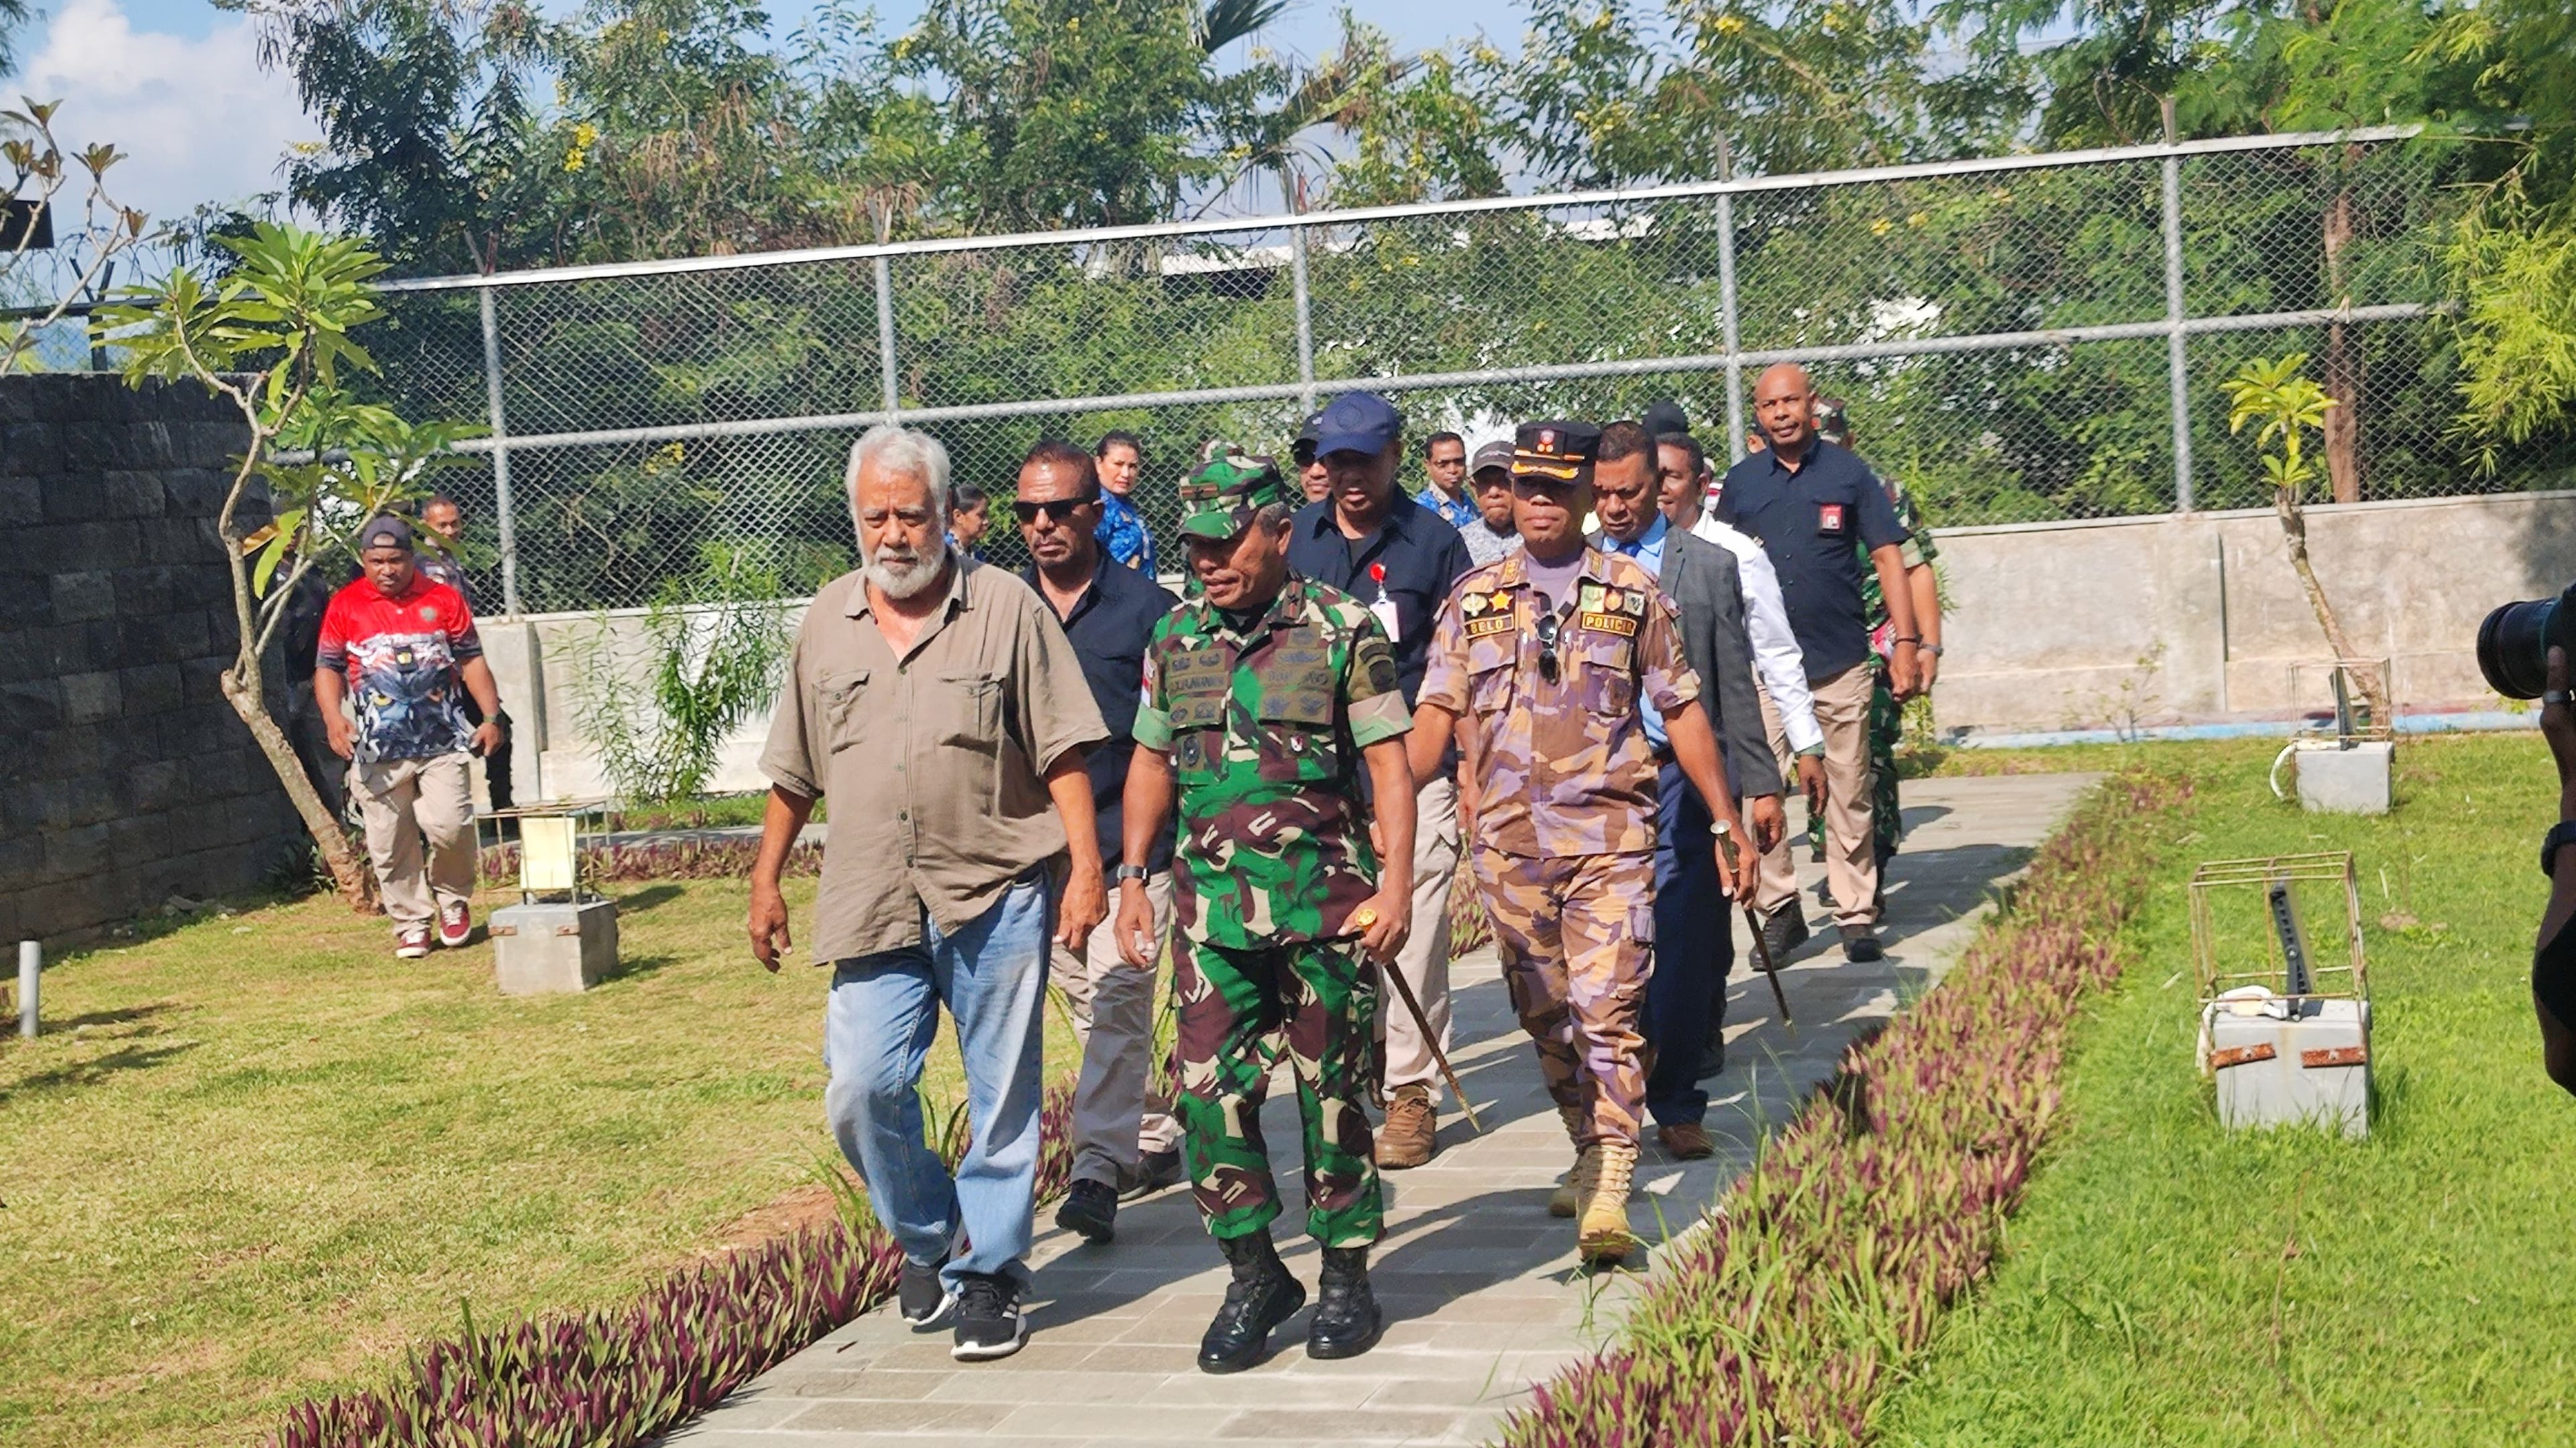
[1510,420,1602,483]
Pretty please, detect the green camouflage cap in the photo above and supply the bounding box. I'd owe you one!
[1177,450,1290,540]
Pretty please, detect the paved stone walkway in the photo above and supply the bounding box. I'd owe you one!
[674,772,2098,1447]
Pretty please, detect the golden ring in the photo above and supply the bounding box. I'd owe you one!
[1352,908,1380,929]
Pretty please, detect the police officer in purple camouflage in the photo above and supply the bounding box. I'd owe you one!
[1407,421,1746,1263]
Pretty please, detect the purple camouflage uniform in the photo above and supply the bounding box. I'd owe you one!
[1419,544,1701,1150]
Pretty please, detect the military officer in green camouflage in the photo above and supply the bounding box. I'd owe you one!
[1409,421,1747,1264]
[1116,452,1418,1374]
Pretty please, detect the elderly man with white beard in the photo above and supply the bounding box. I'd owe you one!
[748,424,1110,1363]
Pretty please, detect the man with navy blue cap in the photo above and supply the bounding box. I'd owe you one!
[1287,391,1473,1168]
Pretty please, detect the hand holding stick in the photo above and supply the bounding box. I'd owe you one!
[1715,830,1794,1032]
[1360,905,1484,1133]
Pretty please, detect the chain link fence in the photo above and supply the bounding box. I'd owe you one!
[362,127,2553,615]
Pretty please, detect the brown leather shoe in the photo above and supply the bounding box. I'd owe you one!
[1656,1121,1715,1160]
[1375,1084,1436,1169]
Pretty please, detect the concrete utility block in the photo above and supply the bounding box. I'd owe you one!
[490,899,619,995]
[2208,997,2372,1139]
[2296,740,2392,814]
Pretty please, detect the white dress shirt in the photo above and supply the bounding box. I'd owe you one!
[1690,514,1825,753]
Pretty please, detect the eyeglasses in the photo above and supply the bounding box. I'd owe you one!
[1533,604,1561,684]
[1011,494,1099,524]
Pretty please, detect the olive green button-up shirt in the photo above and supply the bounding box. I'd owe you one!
[761,559,1108,963]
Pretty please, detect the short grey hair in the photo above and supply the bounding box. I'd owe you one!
[847,424,953,515]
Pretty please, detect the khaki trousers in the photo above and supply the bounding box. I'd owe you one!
[1757,663,1878,931]
[1381,775,1461,1099]
[352,752,476,931]
[1053,870,1183,1188]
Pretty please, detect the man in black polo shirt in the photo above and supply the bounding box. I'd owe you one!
[1287,391,1473,1168]
[1712,364,1921,963]
[1016,439,1186,1245]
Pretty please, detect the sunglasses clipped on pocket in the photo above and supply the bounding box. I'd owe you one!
[1533,603,1562,684]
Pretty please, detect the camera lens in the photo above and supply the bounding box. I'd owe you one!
[2477,597,2557,700]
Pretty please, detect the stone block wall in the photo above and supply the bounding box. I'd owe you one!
[1,374,301,945]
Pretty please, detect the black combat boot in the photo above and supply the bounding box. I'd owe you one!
[1305,1245,1383,1359]
[1197,1229,1305,1374]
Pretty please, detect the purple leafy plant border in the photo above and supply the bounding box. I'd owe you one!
[1497,768,2193,1448]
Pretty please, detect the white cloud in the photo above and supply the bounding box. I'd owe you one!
[5,0,317,229]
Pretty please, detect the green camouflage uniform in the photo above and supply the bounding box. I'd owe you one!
[1132,456,1411,1247]
[1811,476,1936,864]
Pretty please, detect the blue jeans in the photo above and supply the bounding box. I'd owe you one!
[825,869,1052,1292]
[1645,760,1734,1129]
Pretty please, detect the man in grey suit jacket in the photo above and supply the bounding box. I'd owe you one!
[1593,423,1782,1160]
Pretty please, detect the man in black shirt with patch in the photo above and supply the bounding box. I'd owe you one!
[1015,439,1186,1245]
[1712,364,1920,963]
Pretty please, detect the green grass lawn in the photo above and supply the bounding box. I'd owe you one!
[1881,731,2576,1445]
[0,875,1072,1448]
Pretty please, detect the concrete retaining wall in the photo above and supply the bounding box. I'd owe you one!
[1936,489,2576,736]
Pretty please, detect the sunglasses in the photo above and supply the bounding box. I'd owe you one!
[1011,494,1100,524]
[1511,476,1580,497]
[1533,605,1562,685]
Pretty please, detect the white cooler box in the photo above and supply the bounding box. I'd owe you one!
[2204,995,2371,1139]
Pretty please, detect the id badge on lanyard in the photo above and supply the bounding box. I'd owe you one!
[1366,561,1401,643]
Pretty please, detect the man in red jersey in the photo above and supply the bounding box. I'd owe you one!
[315,514,505,958]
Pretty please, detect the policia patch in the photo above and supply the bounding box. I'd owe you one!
[1576,581,1647,638]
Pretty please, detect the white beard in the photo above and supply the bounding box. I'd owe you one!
[861,537,953,600]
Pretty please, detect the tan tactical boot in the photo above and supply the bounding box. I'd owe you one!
[1577,1141,1640,1262]
[1547,1107,1591,1217]
[1375,1084,1436,1170]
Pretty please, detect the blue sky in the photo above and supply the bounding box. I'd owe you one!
[0,0,1525,234]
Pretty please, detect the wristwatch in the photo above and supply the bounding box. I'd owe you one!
[2543,822,2576,878]
[1114,865,1151,885]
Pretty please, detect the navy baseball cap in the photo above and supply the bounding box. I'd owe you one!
[1311,392,1401,459]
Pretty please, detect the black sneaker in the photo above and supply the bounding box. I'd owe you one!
[1760,906,1811,962]
[1843,930,1885,963]
[1055,1178,1118,1245]
[950,1272,1028,1361]
[897,1257,954,1329]
[1120,1147,1185,1201]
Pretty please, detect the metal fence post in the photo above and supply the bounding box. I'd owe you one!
[1715,133,1745,463]
[476,284,525,616]
[2162,111,2195,512]
[1289,222,1318,413]
[873,255,901,418]
[17,939,38,1039]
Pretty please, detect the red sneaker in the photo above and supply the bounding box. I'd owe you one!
[437,900,472,948]
[395,926,433,960]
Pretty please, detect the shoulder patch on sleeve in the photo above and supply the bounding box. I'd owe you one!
[1354,632,1400,698]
